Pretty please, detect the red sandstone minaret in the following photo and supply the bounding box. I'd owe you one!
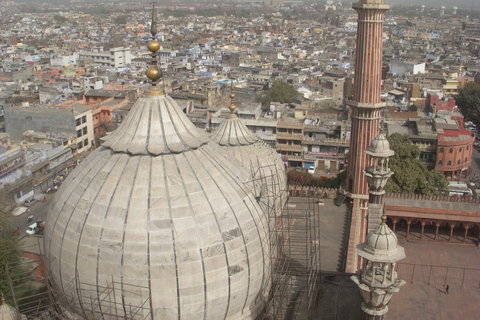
[345,0,390,273]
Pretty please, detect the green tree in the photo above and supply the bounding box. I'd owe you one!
[386,133,448,196]
[262,80,299,107]
[53,15,67,23]
[0,213,25,304]
[114,15,128,25]
[455,82,480,123]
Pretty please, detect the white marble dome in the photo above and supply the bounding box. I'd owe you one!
[44,88,271,320]
[365,132,394,159]
[210,112,287,216]
[0,297,17,320]
[364,222,398,256]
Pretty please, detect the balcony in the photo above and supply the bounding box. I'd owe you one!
[416,143,436,152]
[276,132,304,140]
[304,151,345,161]
[256,132,276,141]
[303,137,350,147]
[276,143,303,152]
[281,155,303,161]
[277,121,304,129]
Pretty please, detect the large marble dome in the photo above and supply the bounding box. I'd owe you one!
[44,86,271,319]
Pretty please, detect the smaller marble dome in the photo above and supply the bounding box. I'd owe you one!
[210,111,287,216]
[0,295,17,320]
[365,133,394,159]
[357,217,405,263]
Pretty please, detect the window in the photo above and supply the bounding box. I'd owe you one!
[82,115,87,124]
[449,148,453,153]
[438,160,442,165]
[83,138,88,147]
[76,130,82,138]
[83,127,88,135]
[75,118,81,126]
[439,148,444,153]
[77,141,83,149]
[458,160,461,165]
[467,146,470,150]
[448,161,452,166]
[465,157,468,162]
[459,147,462,152]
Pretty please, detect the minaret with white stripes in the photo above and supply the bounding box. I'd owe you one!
[345,0,390,273]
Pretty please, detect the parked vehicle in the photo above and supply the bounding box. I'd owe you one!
[26,221,45,235]
[24,198,38,207]
[11,206,28,217]
[308,167,315,174]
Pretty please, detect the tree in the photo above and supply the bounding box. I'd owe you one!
[385,133,448,196]
[53,15,67,23]
[455,82,480,124]
[0,213,25,304]
[114,15,128,25]
[262,80,299,108]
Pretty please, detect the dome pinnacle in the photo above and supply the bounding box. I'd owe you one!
[146,2,163,89]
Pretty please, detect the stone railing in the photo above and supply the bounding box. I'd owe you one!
[287,185,339,199]
[385,193,480,204]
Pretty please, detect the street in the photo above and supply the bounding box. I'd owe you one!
[470,147,480,177]
[13,193,54,238]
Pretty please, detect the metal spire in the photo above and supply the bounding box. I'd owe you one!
[146,2,163,90]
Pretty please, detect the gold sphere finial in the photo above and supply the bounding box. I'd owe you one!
[146,65,162,81]
[381,206,387,225]
[230,93,235,99]
[148,40,160,53]
[229,103,237,112]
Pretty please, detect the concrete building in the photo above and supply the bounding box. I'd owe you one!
[276,117,304,168]
[390,59,425,77]
[79,47,132,68]
[435,121,475,181]
[4,104,94,154]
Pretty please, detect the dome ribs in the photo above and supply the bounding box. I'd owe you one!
[127,100,151,155]
[147,100,165,155]
[160,99,185,154]
[103,95,209,156]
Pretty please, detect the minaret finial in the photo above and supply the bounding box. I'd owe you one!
[228,75,236,113]
[146,2,163,92]
[381,206,387,225]
[151,2,157,36]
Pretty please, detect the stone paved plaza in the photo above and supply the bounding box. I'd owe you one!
[389,240,480,320]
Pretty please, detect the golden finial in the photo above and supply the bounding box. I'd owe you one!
[146,2,163,87]
[228,77,236,112]
[381,206,387,225]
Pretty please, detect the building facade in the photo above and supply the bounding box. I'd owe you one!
[79,47,132,68]
[436,127,475,180]
[276,118,304,167]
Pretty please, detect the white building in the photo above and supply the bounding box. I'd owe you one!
[79,47,132,68]
[390,59,425,77]
[74,106,95,154]
[50,53,78,66]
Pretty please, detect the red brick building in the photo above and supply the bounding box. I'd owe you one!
[436,126,475,180]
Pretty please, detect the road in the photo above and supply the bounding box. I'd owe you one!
[13,193,55,237]
[470,147,480,176]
